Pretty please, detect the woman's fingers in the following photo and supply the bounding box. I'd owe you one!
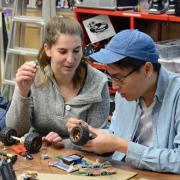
[16,62,37,96]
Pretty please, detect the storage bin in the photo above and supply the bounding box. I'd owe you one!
[156,40,180,73]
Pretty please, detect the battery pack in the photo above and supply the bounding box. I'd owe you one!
[54,161,78,173]
[61,154,83,165]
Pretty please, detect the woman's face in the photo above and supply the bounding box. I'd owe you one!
[44,34,83,77]
[107,64,149,101]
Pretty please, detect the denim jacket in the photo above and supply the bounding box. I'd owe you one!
[109,66,180,174]
[0,94,9,129]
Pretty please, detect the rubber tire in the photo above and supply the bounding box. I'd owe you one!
[24,133,42,153]
[70,125,90,146]
[0,127,17,146]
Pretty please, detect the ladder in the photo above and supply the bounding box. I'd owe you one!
[1,0,56,99]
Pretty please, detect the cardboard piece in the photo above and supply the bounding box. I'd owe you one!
[18,168,137,180]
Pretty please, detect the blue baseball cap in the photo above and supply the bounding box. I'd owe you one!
[89,29,159,64]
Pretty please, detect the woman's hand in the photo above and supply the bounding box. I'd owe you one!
[16,61,37,97]
[82,126,128,154]
[66,118,88,132]
[42,132,64,148]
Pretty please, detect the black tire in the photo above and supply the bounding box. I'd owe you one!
[0,127,17,146]
[69,125,90,146]
[24,133,42,153]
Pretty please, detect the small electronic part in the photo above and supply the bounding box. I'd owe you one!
[101,161,112,168]
[34,60,39,66]
[61,154,83,165]
[0,158,17,180]
[80,161,112,169]
[56,154,63,159]
[77,158,115,176]
[53,153,115,176]
[41,153,49,160]
[54,161,78,173]
[86,168,116,176]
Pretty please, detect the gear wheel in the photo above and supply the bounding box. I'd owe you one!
[0,127,17,146]
[24,133,42,153]
[70,125,90,146]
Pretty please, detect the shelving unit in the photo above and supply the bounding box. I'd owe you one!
[74,7,180,42]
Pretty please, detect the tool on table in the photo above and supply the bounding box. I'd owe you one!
[10,144,33,160]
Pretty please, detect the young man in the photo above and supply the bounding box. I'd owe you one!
[67,29,180,173]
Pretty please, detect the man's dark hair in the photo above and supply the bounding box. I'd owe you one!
[113,57,161,72]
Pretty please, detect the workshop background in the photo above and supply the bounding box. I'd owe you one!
[0,0,180,110]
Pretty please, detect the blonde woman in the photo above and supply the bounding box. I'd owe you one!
[6,16,109,148]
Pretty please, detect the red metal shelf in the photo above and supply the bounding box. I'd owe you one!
[88,60,107,71]
[74,7,180,29]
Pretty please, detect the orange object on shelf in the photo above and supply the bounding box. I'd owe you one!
[88,60,107,71]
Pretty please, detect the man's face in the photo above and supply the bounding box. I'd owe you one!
[107,64,149,101]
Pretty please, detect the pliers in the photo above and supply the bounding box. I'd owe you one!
[9,144,33,160]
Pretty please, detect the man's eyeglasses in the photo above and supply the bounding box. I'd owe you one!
[107,64,143,85]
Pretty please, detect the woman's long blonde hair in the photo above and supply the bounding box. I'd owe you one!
[36,15,86,89]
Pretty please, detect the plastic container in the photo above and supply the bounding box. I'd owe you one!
[156,39,180,60]
[156,39,180,72]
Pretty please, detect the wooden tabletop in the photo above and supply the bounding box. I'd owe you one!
[1,143,180,180]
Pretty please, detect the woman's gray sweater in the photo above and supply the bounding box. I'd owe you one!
[6,64,110,141]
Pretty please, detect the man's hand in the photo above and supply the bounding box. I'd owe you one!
[42,132,64,148]
[82,126,128,154]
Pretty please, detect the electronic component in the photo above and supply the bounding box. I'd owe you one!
[86,168,116,176]
[54,161,78,173]
[34,60,39,66]
[41,153,49,160]
[60,154,83,165]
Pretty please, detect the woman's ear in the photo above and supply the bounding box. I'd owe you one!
[44,43,51,57]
